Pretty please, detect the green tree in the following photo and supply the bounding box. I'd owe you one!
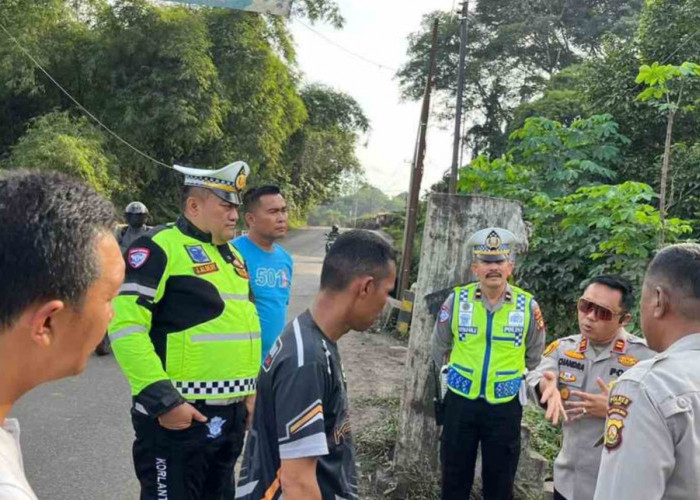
[635,61,700,233]
[5,111,117,195]
[0,0,362,221]
[520,182,692,337]
[396,1,643,156]
[284,84,369,216]
[457,114,692,336]
[460,115,629,199]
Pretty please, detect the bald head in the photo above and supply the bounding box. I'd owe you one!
[641,243,700,351]
[646,243,700,320]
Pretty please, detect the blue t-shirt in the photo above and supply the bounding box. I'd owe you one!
[233,235,293,361]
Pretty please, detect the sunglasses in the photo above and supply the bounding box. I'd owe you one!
[577,297,625,322]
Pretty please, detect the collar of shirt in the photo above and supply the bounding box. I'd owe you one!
[475,283,514,313]
[176,215,212,243]
[658,332,700,359]
[581,328,630,363]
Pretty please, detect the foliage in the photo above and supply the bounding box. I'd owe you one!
[5,111,117,195]
[523,405,562,476]
[396,1,643,156]
[510,0,700,226]
[636,61,700,109]
[634,60,700,227]
[308,182,404,226]
[460,115,629,200]
[520,182,692,337]
[0,0,364,221]
[458,115,693,337]
[284,84,370,217]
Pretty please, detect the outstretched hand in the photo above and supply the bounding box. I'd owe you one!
[539,371,568,426]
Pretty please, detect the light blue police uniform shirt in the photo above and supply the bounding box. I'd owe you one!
[233,235,293,361]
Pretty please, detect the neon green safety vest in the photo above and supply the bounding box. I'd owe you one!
[109,216,261,416]
[448,282,533,404]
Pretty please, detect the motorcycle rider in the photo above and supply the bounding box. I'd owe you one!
[325,224,340,253]
[117,202,152,253]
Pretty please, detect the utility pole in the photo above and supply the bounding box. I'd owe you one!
[398,19,439,297]
[449,0,469,195]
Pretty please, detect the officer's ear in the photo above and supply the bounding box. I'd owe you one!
[619,311,632,326]
[654,285,671,319]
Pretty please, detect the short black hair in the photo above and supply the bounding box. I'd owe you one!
[586,274,635,312]
[646,243,700,318]
[243,185,282,212]
[320,230,396,291]
[180,185,212,211]
[0,170,116,329]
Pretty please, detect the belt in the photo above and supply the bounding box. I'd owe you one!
[133,396,245,416]
[194,396,246,406]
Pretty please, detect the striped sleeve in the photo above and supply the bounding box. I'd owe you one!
[272,324,329,460]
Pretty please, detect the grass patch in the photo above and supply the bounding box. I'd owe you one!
[353,396,440,499]
[522,404,563,477]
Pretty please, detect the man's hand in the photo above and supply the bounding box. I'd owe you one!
[538,371,568,425]
[245,394,256,430]
[158,402,208,430]
[566,377,610,421]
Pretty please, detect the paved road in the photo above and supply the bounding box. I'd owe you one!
[10,227,329,500]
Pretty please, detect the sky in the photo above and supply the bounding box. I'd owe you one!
[289,0,457,197]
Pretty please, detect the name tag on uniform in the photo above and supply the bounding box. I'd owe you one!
[458,326,478,335]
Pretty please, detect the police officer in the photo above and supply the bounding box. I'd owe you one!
[431,227,546,500]
[527,275,655,500]
[594,244,700,500]
[118,201,152,252]
[108,161,261,500]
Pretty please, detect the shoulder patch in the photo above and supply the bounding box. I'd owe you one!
[232,255,249,280]
[534,306,546,332]
[439,304,450,323]
[543,340,559,357]
[128,247,150,269]
[604,418,625,450]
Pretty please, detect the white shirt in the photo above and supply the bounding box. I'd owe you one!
[0,419,37,500]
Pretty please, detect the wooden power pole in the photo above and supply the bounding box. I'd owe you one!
[449,1,469,194]
[398,19,440,297]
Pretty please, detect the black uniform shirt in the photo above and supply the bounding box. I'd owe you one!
[237,310,358,500]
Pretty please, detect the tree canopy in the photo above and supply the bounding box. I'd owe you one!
[0,0,366,221]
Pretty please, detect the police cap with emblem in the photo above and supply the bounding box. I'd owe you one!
[173,161,249,205]
[467,227,518,262]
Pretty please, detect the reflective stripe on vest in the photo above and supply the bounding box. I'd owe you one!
[448,283,532,404]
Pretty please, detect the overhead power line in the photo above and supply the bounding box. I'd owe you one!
[296,20,399,72]
[0,20,172,169]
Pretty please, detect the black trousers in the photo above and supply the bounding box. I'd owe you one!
[553,489,567,500]
[132,401,246,500]
[440,391,522,500]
